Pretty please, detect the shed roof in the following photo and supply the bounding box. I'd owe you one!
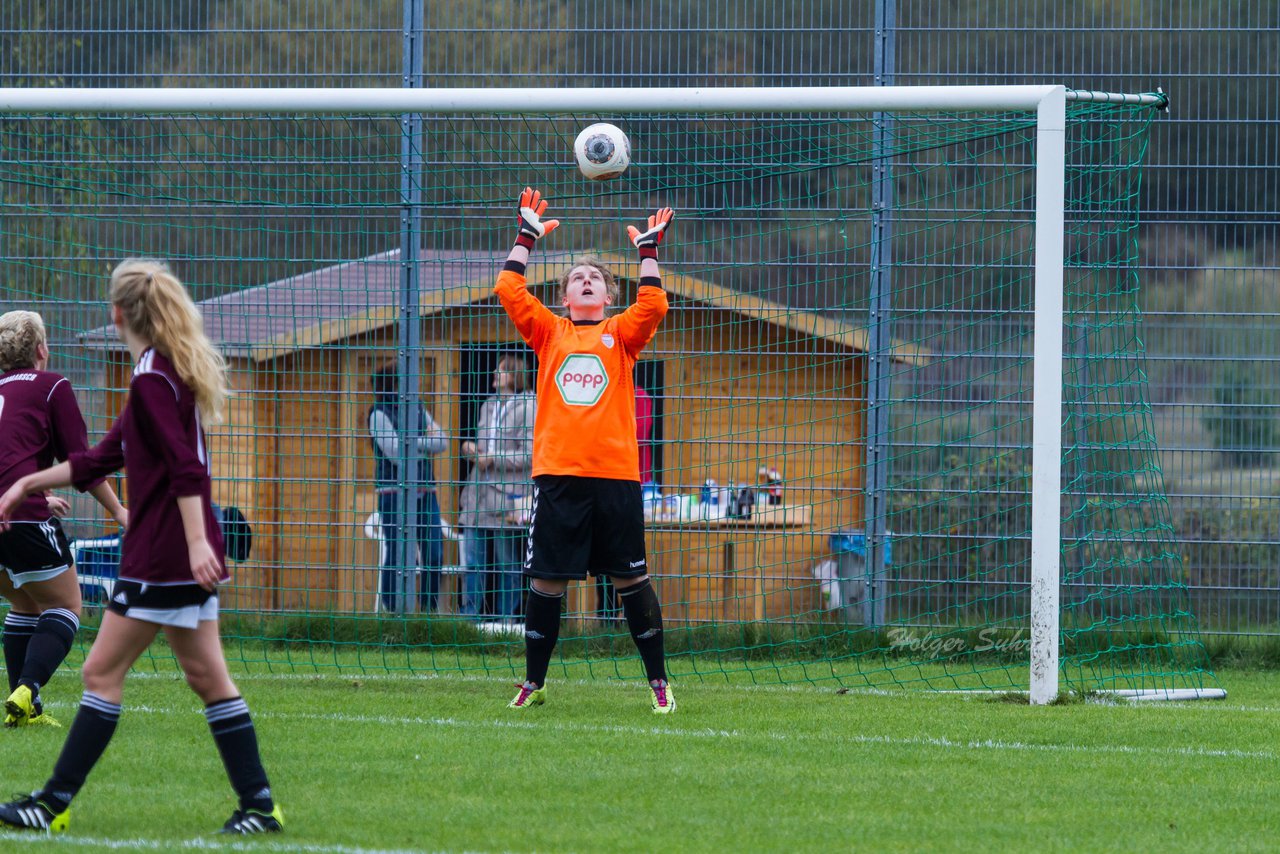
[81,248,927,365]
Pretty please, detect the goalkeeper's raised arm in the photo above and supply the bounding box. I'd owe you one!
[505,186,559,274]
[627,206,674,282]
[616,206,674,351]
[495,187,562,351]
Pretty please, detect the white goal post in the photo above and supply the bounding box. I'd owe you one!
[0,84,1200,705]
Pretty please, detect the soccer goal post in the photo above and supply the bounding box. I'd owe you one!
[0,85,1220,703]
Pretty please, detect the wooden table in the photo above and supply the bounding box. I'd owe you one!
[643,505,813,622]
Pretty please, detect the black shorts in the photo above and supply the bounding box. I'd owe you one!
[0,518,74,587]
[524,475,647,580]
[107,580,218,629]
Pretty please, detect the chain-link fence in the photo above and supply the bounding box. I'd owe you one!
[1,0,1275,636]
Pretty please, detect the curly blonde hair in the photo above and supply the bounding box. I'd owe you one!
[0,310,47,373]
[111,259,228,425]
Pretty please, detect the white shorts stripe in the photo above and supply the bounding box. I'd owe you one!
[123,596,219,630]
[4,564,71,588]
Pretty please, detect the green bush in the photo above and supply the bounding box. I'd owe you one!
[1204,361,1279,467]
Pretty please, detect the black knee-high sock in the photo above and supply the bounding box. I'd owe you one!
[3,612,39,693]
[205,696,274,813]
[619,578,667,683]
[41,691,121,811]
[523,587,564,688]
[21,608,78,692]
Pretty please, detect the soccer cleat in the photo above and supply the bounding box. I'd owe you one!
[650,679,676,715]
[25,710,62,728]
[0,793,70,832]
[507,682,546,710]
[4,684,36,728]
[219,804,284,834]
[22,697,62,728]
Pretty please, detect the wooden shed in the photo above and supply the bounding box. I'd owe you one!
[82,249,925,623]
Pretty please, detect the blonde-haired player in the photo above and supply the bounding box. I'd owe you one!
[0,310,126,728]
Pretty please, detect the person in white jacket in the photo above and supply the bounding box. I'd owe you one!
[368,365,447,612]
[458,354,536,619]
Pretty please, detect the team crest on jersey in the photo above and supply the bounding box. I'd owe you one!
[554,353,609,406]
[601,333,615,349]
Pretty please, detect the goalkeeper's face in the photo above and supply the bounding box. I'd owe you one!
[562,264,613,319]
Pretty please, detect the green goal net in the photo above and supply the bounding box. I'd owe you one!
[0,88,1218,698]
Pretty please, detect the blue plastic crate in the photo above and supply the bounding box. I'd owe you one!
[71,537,121,603]
[68,504,251,604]
[828,531,892,566]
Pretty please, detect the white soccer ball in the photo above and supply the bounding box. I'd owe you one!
[573,122,631,181]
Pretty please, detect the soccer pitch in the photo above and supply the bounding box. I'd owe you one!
[2,661,1274,853]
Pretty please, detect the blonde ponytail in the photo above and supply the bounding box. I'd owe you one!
[110,259,228,425]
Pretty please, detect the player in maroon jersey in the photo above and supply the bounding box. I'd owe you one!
[0,310,127,728]
[0,261,283,836]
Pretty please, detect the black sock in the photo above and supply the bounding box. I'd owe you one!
[523,587,564,688]
[41,691,121,811]
[205,696,274,813]
[21,608,78,692]
[619,578,667,683]
[3,612,39,693]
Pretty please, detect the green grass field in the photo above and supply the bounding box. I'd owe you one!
[1,654,1276,853]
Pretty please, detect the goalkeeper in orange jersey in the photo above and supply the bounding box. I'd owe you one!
[495,187,676,714]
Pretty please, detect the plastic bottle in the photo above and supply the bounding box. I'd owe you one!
[757,465,783,505]
[641,481,661,519]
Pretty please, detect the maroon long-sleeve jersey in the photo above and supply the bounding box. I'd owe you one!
[68,348,226,585]
[0,368,104,523]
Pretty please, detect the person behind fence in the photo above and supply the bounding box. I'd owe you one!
[459,354,536,620]
[0,310,128,730]
[368,365,447,613]
[496,187,677,714]
[0,259,282,835]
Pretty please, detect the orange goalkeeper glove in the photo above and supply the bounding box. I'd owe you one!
[514,186,560,250]
[627,207,675,260]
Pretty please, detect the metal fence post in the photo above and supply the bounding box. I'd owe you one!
[861,0,896,628]
[394,0,426,614]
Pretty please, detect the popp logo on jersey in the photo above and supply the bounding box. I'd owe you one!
[554,353,609,406]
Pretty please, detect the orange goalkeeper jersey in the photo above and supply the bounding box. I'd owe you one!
[495,269,668,481]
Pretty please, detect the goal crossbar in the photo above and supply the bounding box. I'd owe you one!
[0,85,1162,115]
